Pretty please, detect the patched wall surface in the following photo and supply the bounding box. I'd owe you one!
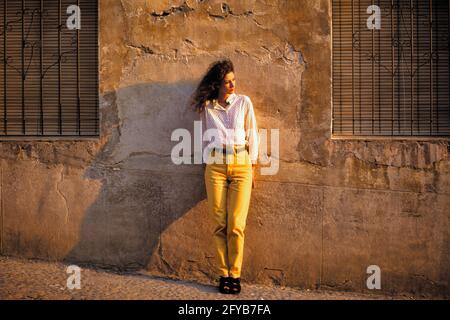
[0,0,448,297]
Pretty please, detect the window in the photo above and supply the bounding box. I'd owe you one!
[332,0,449,137]
[0,0,98,137]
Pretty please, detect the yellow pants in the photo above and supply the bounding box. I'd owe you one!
[204,145,253,278]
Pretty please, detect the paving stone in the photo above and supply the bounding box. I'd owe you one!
[0,256,424,300]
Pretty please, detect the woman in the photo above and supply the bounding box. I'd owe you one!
[190,59,259,294]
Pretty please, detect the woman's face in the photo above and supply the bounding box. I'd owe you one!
[219,71,235,97]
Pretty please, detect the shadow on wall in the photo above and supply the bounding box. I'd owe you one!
[64,81,212,274]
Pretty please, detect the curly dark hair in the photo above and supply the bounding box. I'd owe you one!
[190,59,234,113]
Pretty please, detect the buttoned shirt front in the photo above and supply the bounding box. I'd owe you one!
[200,93,260,164]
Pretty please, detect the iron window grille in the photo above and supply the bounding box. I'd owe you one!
[332,0,450,137]
[0,0,98,138]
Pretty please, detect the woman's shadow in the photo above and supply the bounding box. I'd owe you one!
[64,81,218,291]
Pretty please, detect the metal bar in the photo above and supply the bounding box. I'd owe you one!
[410,0,414,135]
[331,0,335,136]
[378,0,381,134]
[391,0,394,135]
[331,135,450,141]
[359,0,361,133]
[3,0,7,135]
[40,0,43,135]
[22,0,25,134]
[351,0,354,135]
[339,2,342,134]
[0,135,100,140]
[429,0,433,134]
[416,0,420,134]
[58,0,62,134]
[435,0,438,133]
[397,0,400,135]
[95,0,99,135]
[77,0,81,135]
[372,0,374,135]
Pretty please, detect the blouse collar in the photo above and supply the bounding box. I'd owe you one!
[212,93,238,110]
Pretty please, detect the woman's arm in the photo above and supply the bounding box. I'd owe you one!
[244,96,260,166]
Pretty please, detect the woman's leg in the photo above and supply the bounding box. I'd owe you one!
[204,163,230,278]
[226,151,253,279]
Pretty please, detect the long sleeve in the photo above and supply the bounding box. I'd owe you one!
[244,97,259,164]
[201,110,208,155]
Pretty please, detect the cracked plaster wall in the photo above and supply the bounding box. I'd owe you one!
[0,0,448,297]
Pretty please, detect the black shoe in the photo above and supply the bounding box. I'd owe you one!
[219,276,232,294]
[229,277,241,294]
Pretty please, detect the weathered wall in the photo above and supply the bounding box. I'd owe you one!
[0,0,448,297]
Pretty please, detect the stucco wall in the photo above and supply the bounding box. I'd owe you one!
[0,0,448,297]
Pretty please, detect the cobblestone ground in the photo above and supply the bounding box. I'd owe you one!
[0,256,428,300]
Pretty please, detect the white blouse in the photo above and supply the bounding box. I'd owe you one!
[200,93,260,164]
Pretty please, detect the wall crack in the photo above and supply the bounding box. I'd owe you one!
[56,168,69,225]
[150,1,194,19]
